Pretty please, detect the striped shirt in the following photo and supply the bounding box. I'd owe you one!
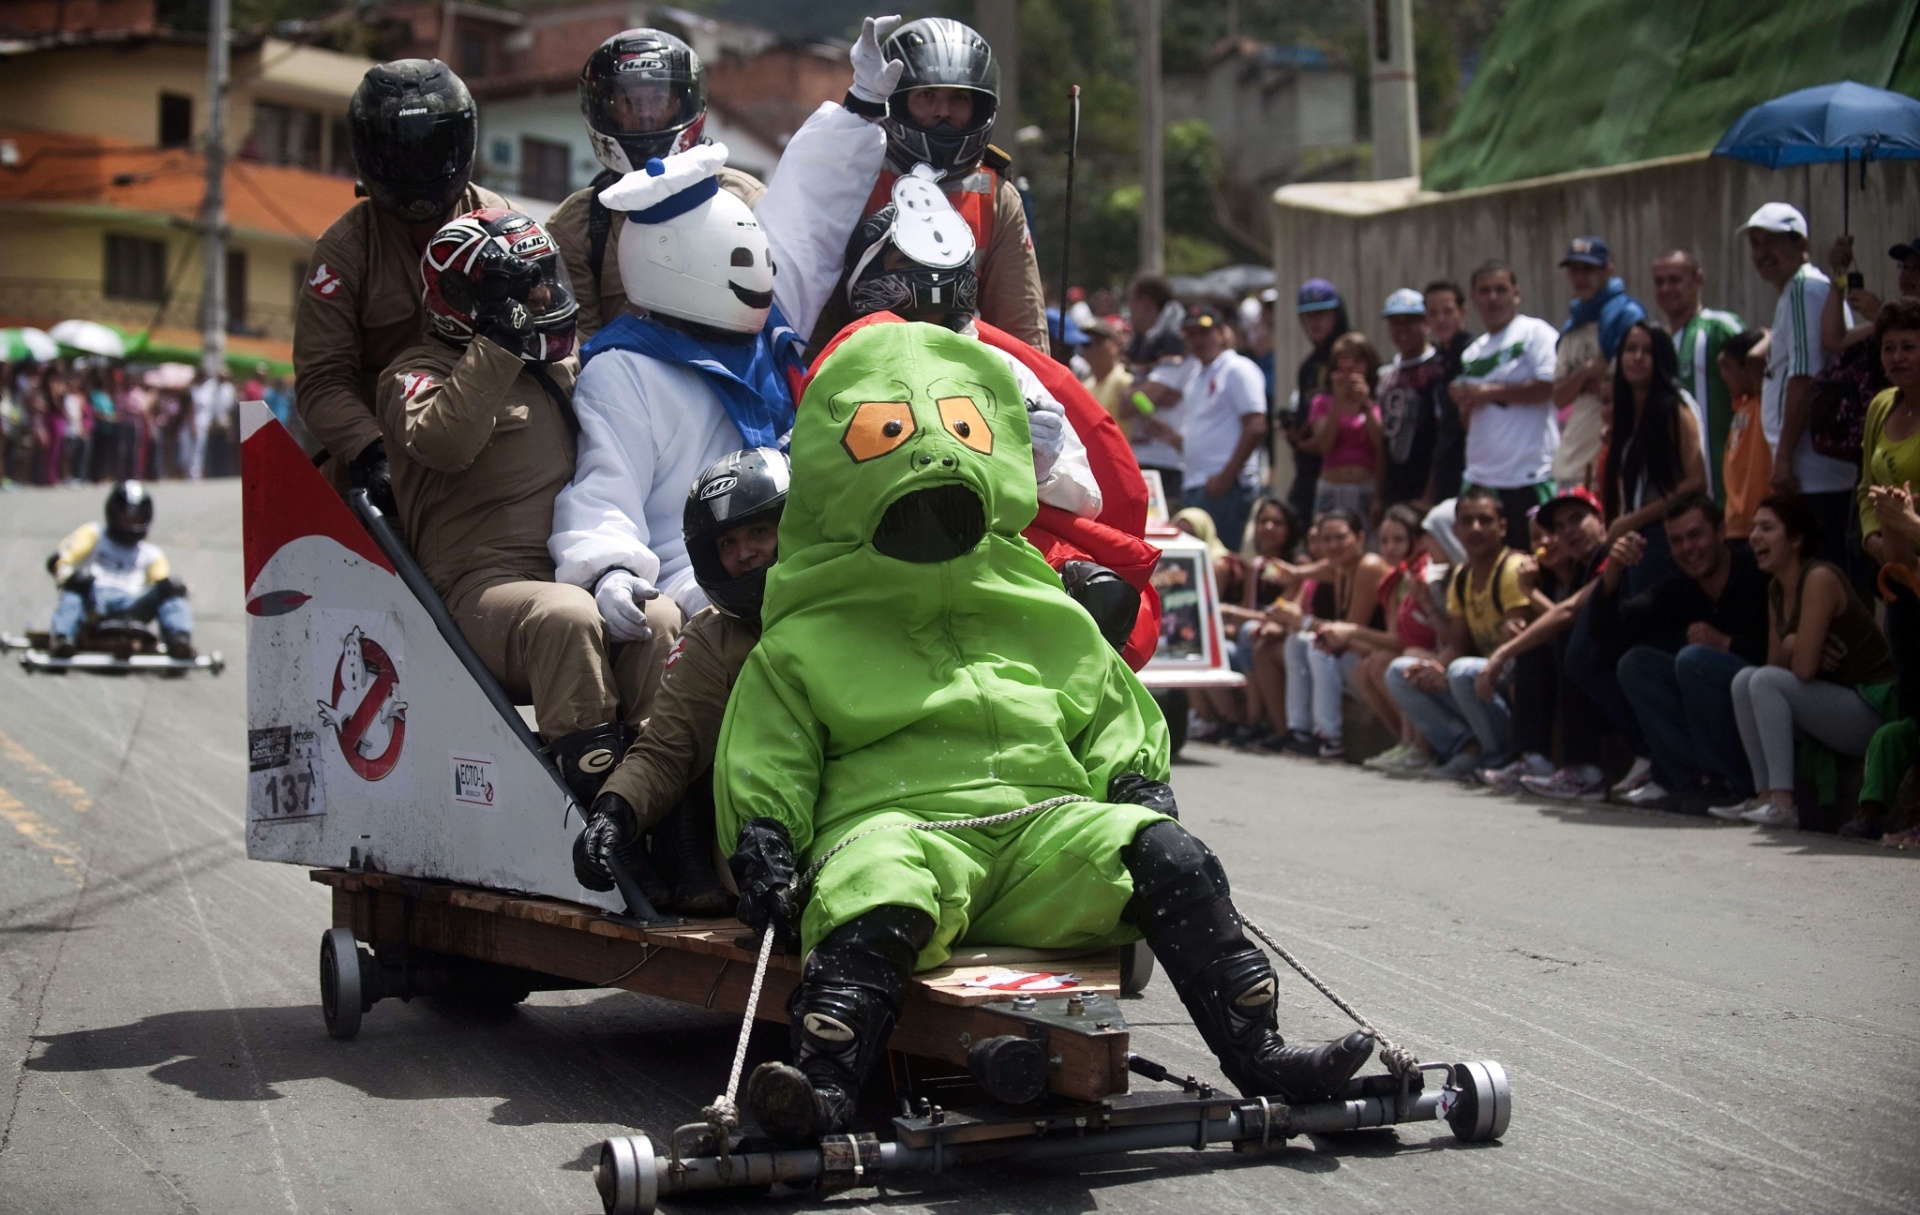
[1674,307,1742,501]
[1763,263,1855,494]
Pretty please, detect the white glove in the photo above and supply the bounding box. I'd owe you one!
[849,15,905,105]
[594,569,659,643]
[1028,395,1067,483]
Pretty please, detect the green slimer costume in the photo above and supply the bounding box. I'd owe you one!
[714,321,1169,967]
[718,321,1374,1147]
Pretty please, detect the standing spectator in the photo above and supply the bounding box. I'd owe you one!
[1424,279,1472,504]
[1741,203,1857,568]
[1598,494,1770,812]
[1718,330,1772,544]
[1385,487,1533,780]
[189,370,236,480]
[1167,307,1269,549]
[1078,320,1132,422]
[1653,249,1743,500]
[58,370,91,482]
[1715,494,1897,827]
[1303,332,1383,524]
[1452,263,1561,548]
[1285,278,1349,522]
[243,362,269,404]
[1279,508,1391,759]
[1552,237,1647,489]
[1376,288,1447,514]
[1821,234,1920,353]
[1599,322,1708,594]
[1125,273,1186,366]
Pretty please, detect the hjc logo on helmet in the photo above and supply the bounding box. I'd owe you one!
[616,54,666,72]
[508,233,550,257]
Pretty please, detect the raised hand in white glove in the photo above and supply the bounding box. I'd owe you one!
[849,15,905,105]
[1028,394,1068,483]
[594,568,659,643]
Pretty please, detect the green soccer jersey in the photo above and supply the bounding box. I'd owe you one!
[1675,308,1743,503]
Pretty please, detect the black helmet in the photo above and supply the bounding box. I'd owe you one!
[579,29,709,175]
[348,59,477,225]
[844,203,978,329]
[880,18,1000,178]
[683,448,789,622]
[105,480,153,546]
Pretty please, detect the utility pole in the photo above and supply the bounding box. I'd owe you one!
[1368,0,1420,180]
[976,0,1019,147]
[1137,0,1163,274]
[201,0,230,377]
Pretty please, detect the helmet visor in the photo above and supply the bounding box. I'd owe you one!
[583,58,706,139]
[358,110,475,187]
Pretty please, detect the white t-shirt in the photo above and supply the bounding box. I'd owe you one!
[1132,359,1189,472]
[1170,349,1267,485]
[1457,314,1560,489]
[1763,263,1855,494]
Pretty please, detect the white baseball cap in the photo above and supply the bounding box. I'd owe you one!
[1382,287,1427,317]
[1738,202,1808,238]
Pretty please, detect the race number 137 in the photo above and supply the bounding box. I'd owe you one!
[249,726,325,821]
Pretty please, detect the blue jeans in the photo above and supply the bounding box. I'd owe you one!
[1616,644,1753,796]
[1386,655,1514,764]
[1182,480,1256,553]
[1284,631,1360,741]
[51,583,192,641]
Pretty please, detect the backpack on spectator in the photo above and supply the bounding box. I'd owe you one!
[1807,336,1887,463]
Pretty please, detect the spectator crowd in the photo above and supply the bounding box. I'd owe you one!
[0,358,292,487]
[1072,202,1920,845]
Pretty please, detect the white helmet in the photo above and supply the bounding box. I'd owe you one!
[598,143,773,334]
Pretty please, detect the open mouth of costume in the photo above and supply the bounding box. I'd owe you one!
[729,282,773,308]
[871,483,987,563]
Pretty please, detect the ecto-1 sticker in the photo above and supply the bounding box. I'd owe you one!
[451,753,497,808]
[249,726,325,822]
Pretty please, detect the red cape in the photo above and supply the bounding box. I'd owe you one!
[805,315,1162,669]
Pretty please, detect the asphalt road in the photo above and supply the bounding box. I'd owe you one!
[1,479,1915,1215]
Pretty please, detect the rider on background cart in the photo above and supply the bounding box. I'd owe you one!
[47,481,194,660]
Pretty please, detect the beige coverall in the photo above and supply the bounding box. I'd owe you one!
[599,605,757,830]
[546,167,767,343]
[375,336,679,738]
[293,184,509,470]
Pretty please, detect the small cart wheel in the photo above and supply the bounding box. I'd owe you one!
[594,1134,658,1215]
[1120,940,1156,996]
[1446,1059,1511,1142]
[320,927,364,1041]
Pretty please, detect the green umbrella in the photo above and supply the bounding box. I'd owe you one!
[0,327,60,362]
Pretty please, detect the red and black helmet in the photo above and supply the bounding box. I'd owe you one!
[420,208,578,363]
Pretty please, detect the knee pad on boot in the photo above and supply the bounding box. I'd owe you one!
[1121,821,1232,930]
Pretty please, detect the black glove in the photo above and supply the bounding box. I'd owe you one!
[348,439,398,517]
[471,245,541,353]
[572,791,641,893]
[60,569,95,598]
[728,817,799,939]
[1061,561,1142,654]
[1109,772,1179,820]
[155,576,189,602]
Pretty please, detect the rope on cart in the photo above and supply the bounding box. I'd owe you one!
[1243,917,1418,1079]
[797,794,1093,895]
[700,926,777,1145]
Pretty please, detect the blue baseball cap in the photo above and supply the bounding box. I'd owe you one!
[1296,278,1340,313]
[1382,287,1426,318]
[1560,236,1611,267]
[1046,306,1088,347]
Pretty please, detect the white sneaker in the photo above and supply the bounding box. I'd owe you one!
[1610,756,1654,796]
[1741,801,1800,828]
[1618,781,1673,808]
[1707,796,1762,821]
[1477,752,1553,790]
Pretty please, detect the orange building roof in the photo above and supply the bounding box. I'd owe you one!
[0,129,359,243]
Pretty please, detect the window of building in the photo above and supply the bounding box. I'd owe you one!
[159,93,193,148]
[104,234,168,301]
[226,250,248,332]
[249,102,321,169]
[458,28,489,78]
[518,137,571,202]
[328,116,355,176]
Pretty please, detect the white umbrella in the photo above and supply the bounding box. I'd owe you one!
[0,327,59,362]
[48,319,128,358]
[145,362,198,390]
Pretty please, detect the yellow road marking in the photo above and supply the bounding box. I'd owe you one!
[0,784,82,882]
[0,727,93,812]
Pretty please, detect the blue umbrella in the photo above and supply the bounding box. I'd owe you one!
[1713,80,1920,232]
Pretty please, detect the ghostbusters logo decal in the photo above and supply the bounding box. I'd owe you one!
[402,372,437,402]
[316,625,408,781]
[308,262,342,298]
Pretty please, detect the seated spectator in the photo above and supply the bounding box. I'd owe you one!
[1250,516,1334,748]
[1451,263,1560,548]
[1593,494,1770,812]
[1713,495,1898,827]
[1601,321,1708,594]
[1304,332,1384,526]
[1209,496,1305,743]
[1859,300,1920,576]
[1172,506,1252,744]
[1385,487,1532,780]
[1278,508,1389,760]
[1718,330,1771,545]
[1376,288,1448,514]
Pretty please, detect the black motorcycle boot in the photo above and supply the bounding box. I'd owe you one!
[547,722,632,807]
[746,905,934,1146]
[1123,820,1373,1102]
[657,789,731,916]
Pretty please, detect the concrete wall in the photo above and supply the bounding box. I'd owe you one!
[1268,152,1920,398]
